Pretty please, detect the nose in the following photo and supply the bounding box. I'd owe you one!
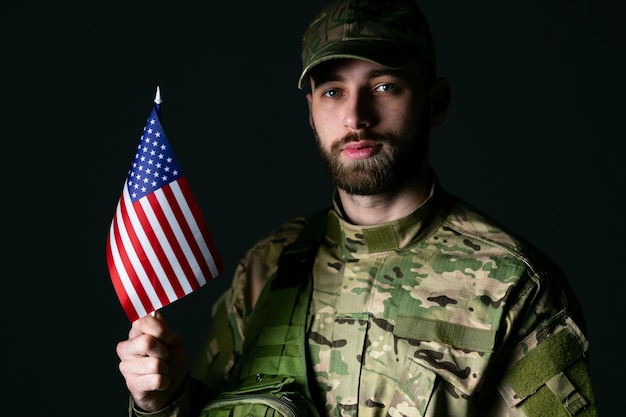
[343,90,373,130]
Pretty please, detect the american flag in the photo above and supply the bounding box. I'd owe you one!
[106,102,223,322]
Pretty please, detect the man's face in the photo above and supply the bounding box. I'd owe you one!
[306,58,432,196]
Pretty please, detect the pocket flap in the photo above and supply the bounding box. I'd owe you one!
[394,315,496,353]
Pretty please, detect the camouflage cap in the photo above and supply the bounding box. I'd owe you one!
[298,0,436,89]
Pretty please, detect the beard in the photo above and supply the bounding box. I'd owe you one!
[313,122,430,196]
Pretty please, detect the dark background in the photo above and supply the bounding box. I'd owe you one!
[3,1,623,415]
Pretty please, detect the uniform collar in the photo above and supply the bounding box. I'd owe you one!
[326,177,440,257]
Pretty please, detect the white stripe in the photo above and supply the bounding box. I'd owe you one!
[153,187,205,287]
[139,189,193,294]
[108,205,148,319]
[118,186,163,310]
[117,186,163,309]
[123,186,178,303]
[170,181,221,277]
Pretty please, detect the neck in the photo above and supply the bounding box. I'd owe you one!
[337,169,432,226]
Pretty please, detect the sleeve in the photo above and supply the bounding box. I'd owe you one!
[127,215,311,417]
[485,253,599,417]
[191,216,307,391]
[128,377,215,417]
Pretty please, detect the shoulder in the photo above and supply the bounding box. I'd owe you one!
[438,191,584,319]
[231,209,327,312]
[442,194,528,253]
[435,192,580,306]
[243,214,310,264]
[440,192,552,273]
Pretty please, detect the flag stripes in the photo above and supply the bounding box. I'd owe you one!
[107,177,222,322]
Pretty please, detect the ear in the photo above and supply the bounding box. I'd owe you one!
[429,77,451,129]
[306,92,314,128]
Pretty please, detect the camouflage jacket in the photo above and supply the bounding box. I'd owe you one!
[141,179,598,417]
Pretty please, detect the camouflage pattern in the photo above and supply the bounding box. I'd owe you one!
[192,178,598,417]
[298,0,436,89]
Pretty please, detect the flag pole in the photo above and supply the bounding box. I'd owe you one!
[150,85,162,319]
[154,85,162,116]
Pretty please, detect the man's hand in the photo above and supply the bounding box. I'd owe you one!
[116,311,188,412]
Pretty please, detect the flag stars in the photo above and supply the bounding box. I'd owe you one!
[125,109,184,202]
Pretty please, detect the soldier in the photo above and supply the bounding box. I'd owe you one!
[116,0,599,416]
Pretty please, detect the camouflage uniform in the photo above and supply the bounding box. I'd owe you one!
[189,178,598,417]
[130,2,599,414]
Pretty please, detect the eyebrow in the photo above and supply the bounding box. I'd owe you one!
[312,67,405,89]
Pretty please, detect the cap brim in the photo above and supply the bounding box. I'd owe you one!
[298,40,413,89]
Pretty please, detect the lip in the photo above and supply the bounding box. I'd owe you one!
[341,140,382,160]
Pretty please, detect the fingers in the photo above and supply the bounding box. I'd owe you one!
[116,311,189,413]
[116,313,176,375]
[129,313,164,339]
[126,373,172,394]
[116,328,175,401]
[118,332,170,360]
[127,312,182,347]
[119,352,169,374]
[119,355,171,390]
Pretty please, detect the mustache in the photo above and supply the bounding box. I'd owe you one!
[338,131,391,145]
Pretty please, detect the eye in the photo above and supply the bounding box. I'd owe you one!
[322,88,342,98]
[374,83,396,93]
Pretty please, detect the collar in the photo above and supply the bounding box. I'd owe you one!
[326,178,440,258]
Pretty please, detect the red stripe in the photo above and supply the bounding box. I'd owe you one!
[107,214,150,322]
[106,202,154,321]
[145,189,194,296]
[161,182,204,289]
[176,177,224,277]
[105,224,141,322]
[120,193,171,307]
[179,177,224,274]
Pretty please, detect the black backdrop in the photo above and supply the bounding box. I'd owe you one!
[3,1,623,415]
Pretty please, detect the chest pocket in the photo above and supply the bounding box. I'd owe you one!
[390,315,497,416]
[323,313,496,417]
